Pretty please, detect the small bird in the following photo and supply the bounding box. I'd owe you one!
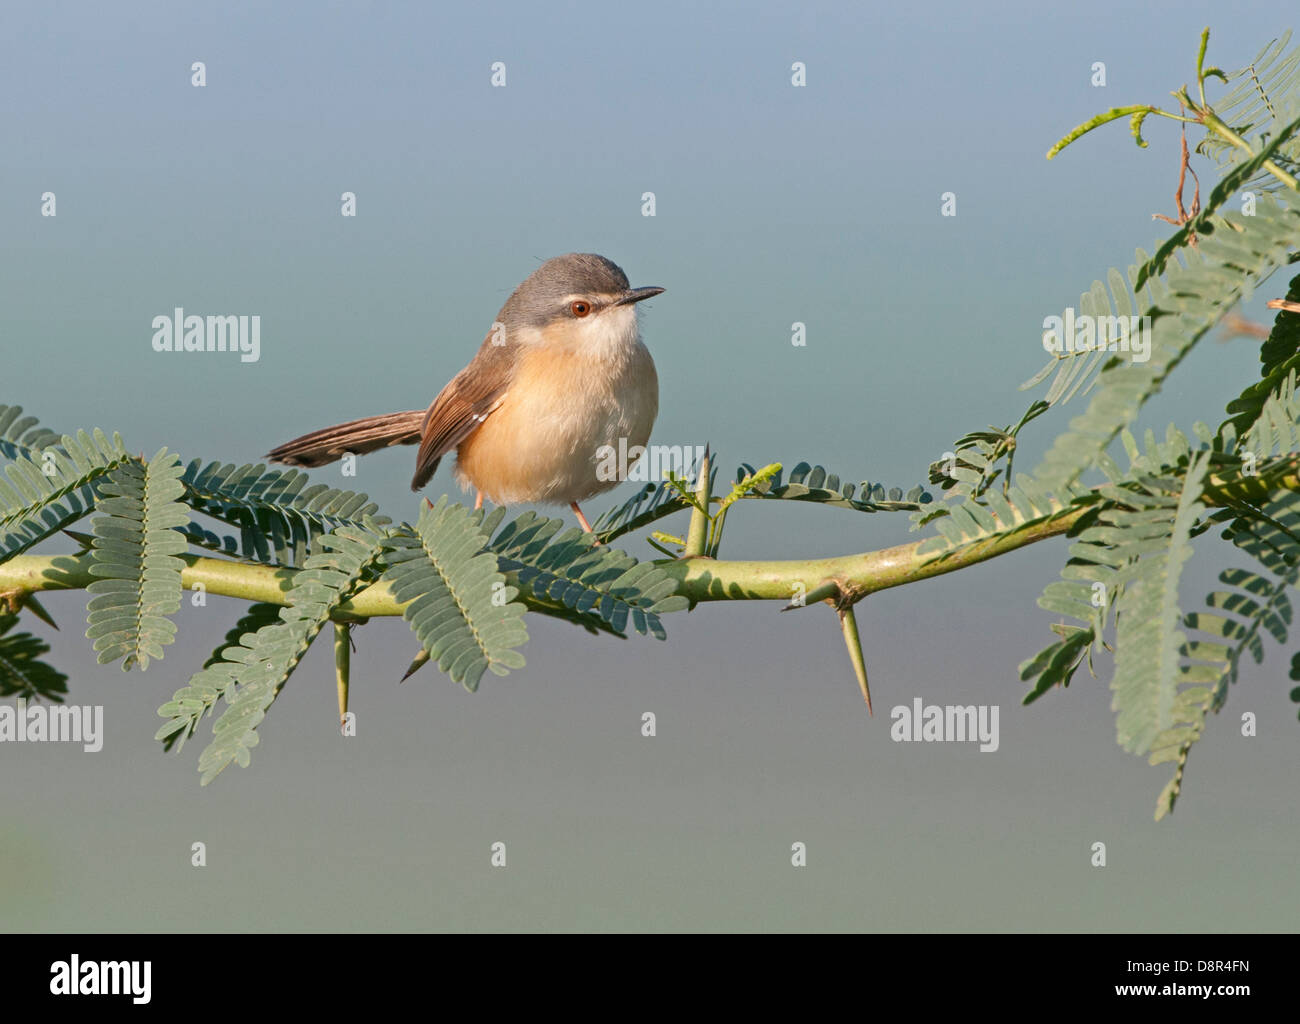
[266,253,663,533]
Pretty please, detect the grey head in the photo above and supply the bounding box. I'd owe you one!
[498,253,664,330]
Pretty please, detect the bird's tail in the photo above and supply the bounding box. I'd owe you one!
[265,410,425,468]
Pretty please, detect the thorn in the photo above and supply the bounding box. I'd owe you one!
[401,648,431,682]
[838,603,873,715]
[0,589,59,630]
[334,622,351,727]
[23,594,59,631]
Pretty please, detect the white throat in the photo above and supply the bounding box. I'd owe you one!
[578,304,642,361]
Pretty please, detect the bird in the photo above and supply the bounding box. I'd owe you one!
[266,253,663,533]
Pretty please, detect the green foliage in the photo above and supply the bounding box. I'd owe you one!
[916,471,1087,563]
[593,478,693,543]
[674,461,784,558]
[1019,446,1218,817]
[1134,113,1300,290]
[591,455,714,542]
[1029,195,1300,496]
[1110,453,1211,755]
[486,508,687,640]
[1048,28,1300,204]
[715,462,783,514]
[1146,428,1300,819]
[927,403,1049,499]
[1047,105,1158,160]
[85,449,189,670]
[1021,366,1300,817]
[1022,271,1139,408]
[0,428,130,560]
[1028,30,1300,509]
[0,611,67,701]
[154,601,284,752]
[1291,652,1300,719]
[180,460,387,567]
[189,520,389,784]
[593,457,930,547]
[0,404,61,463]
[1018,624,1095,705]
[1241,367,1300,460]
[1161,567,1293,820]
[737,461,930,513]
[1197,30,1300,191]
[1022,430,1202,670]
[383,499,528,691]
[1225,262,1300,444]
[916,405,1073,557]
[3,27,1300,815]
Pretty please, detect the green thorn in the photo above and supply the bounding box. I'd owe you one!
[838,603,872,714]
[334,622,351,727]
[683,446,712,558]
[400,647,431,682]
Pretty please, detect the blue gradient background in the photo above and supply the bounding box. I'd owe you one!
[1,1,1297,931]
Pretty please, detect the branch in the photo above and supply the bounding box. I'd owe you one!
[0,503,1065,614]
[5,459,1293,615]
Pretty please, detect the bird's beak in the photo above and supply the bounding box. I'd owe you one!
[615,286,665,306]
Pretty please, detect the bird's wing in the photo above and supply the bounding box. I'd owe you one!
[411,334,515,491]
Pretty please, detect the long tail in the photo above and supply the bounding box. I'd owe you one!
[265,410,425,468]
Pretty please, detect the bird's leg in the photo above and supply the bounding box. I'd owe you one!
[570,502,596,534]
[475,491,484,511]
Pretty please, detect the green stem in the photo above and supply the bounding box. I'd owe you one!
[1202,111,1300,191]
[1195,27,1210,109]
[2,462,1294,614]
[0,504,1085,612]
[684,448,711,558]
[707,504,728,558]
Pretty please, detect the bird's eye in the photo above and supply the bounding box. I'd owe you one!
[570,300,591,317]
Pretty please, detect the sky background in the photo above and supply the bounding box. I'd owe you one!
[2,0,1297,931]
